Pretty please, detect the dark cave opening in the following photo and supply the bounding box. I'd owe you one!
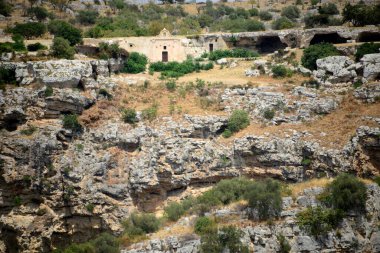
[256,36,288,53]
[357,32,380,42]
[2,112,27,131]
[310,33,347,45]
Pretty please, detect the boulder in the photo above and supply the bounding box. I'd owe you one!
[216,58,228,65]
[245,69,260,77]
[354,83,380,103]
[315,56,357,84]
[361,53,380,81]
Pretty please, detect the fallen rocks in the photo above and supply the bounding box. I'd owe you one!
[361,53,380,81]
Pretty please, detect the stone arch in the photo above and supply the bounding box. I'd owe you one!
[309,32,347,45]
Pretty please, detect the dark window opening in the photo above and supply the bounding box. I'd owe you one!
[309,33,347,45]
[357,32,380,42]
[256,36,287,53]
[163,46,167,50]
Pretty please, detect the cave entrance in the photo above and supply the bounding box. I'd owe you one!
[256,36,287,54]
[357,32,380,42]
[310,32,347,45]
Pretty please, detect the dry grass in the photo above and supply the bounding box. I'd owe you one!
[289,178,333,198]
[151,223,194,240]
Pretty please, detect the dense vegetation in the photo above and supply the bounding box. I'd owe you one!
[301,43,340,70]
[355,42,380,61]
[208,49,259,61]
[149,59,213,78]
[51,37,75,59]
[122,52,148,74]
[48,20,83,46]
[342,3,380,26]
[222,110,250,138]
[53,233,119,253]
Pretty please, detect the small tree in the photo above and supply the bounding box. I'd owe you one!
[28,7,49,21]
[0,0,12,16]
[195,216,216,235]
[62,114,82,131]
[121,108,137,124]
[301,43,339,70]
[319,3,339,15]
[12,22,47,39]
[76,10,99,25]
[164,202,185,221]
[51,37,75,59]
[259,11,272,21]
[272,17,295,30]
[48,20,82,46]
[226,110,250,134]
[122,52,148,74]
[281,6,300,21]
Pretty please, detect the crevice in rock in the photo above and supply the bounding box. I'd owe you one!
[310,33,347,45]
[1,227,20,253]
[357,32,380,42]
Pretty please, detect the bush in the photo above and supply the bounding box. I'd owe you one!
[76,10,99,25]
[259,11,272,21]
[27,42,47,51]
[51,37,75,59]
[28,7,49,21]
[20,125,37,136]
[98,88,113,100]
[342,3,380,27]
[212,178,253,205]
[355,42,380,61]
[141,105,158,121]
[121,108,137,124]
[208,49,259,61]
[272,65,292,78]
[12,22,47,39]
[86,26,104,38]
[319,3,339,15]
[56,233,119,253]
[0,0,12,17]
[45,85,53,97]
[165,80,176,91]
[226,110,250,133]
[374,176,380,187]
[123,52,147,73]
[244,179,282,220]
[11,34,26,51]
[296,206,344,237]
[322,173,367,213]
[0,67,16,86]
[150,60,214,78]
[123,212,160,238]
[263,108,275,120]
[277,234,291,253]
[164,202,185,221]
[281,6,300,20]
[272,17,295,30]
[248,8,259,16]
[99,42,121,59]
[194,216,216,235]
[62,114,81,131]
[200,226,249,253]
[246,19,265,31]
[301,43,339,70]
[0,42,14,54]
[48,20,82,46]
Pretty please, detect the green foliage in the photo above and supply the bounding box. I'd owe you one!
[311,0,319,6]
[27,42,47,52]
[272,65,293,78]
[248,8,259,16]
[48,20,83,46]
[304,14,342,28]
[164,202,186,221]
[0,0,12,17]
[77,10,99,25]
[12,34,26,51]
[277,234,291,253]
[301,158,311,166]
[200,226,249,253]
[297,206,344,237]
[86,203,95,213]
[122,52,147,74]
[353,79,363,89]
[98,42,121,59]
[272,17,295,30]
[209,49,259,61]
[212,177,253,205]
[342,3,380,27]
[55,233,119,253]
[355,42,380,61]
[51,37,75,59]
[13,196,22,206]
[45,85,53,97]
[322,173,367,213]
[301,43,339,70]
[141,105,158,121]
[165,80,176,91]
[86,26,104,38]
[281,6,300,20]
[123,212,160,238]
[121,108,137,124]
[150,60,213,78]
[226,110,250,134]
[222,129,232,138]
[0,42,14,54]
[20,125,37,136]
[194,216,216,235]
[263,108,275,120]
[12,22,47,39]
[0,67,16,87]
[28,7,49,21]
[319,3,339,15]
[244,179,282,220]
[62,114,81,132]
[374,176,380,187]
[259,11,272,21]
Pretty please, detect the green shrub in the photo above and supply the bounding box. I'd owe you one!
[27,42,47,51]
[0,0,12,17]
[51,37,75,59]
[222,129,232,138]
[164,202,185,221]
[45,85,53,97]
[76,10,99,25]
[48,20,83,46]
[374,176,380,186]
[0,42,14,54]
[296,206,344,237]
[98,42,121,59]
[249,8,259,16]
[98,88,113,100]
[12,22,47,39]
[121,108,137,124]
[301,157,311,166]
[355,42,380,61]
[20,125,37,136]
[212,178,253,205]
[200,226,249,253]
[277,234,291,253]
[165,80,176,91]
[272,17,295,30]
[11,34,26,51]
[123,52,148,74]
[259,11,272,21]
[141,105,158,121]
[55,233,119,253]
[28,7,49,21]
[244,179,282,220]
[13,196,22,206]
[226,110,250,133]
[263,108,275,120]
[353,79,363,89]
[86,26,105,38]
[86,203,95,213]
[319,3,339,15]
[62,114,81,131]
[208,49,259,61]
[0,67,16,86]
[245,19,266,31]
[301,43,339,70]
[123,212,160,238]
[281,6,300,20]
[272,65,292,78]
[195,216,216,235]
[322,173,367,213]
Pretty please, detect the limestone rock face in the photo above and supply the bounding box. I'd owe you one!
[354,83,380,103]
[315,56,357,84]
[361,53,380,81]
